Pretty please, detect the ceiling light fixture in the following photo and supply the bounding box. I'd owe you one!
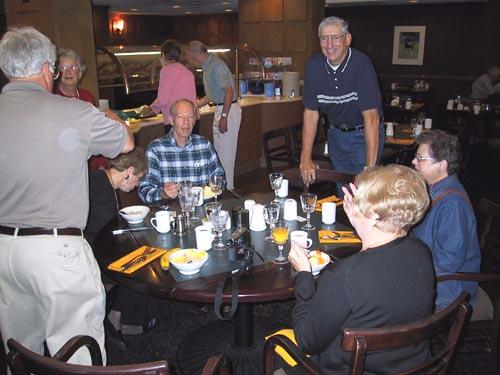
[225,9,232,12]
[172,4,181,8]
[130,8,139,11]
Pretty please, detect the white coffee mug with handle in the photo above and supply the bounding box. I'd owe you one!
[290,230,313,249]
[195,224,215,251]
[150,210,170,233]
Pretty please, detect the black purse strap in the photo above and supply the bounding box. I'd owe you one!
[214,249,254,320]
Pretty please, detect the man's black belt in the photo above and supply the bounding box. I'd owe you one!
[215,100,238,106]
[332,124,365,132]
[0,225,82,236]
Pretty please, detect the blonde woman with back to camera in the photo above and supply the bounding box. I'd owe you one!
[287,165,434,374]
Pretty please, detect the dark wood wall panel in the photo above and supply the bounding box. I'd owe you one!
[93,9,238,47]
[240,0,260,23]
[285,0,308,21]
[261,0,283,22]
[326,2,500,102]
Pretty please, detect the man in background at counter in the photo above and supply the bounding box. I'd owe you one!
[300,16,384,190]
[139,98,224,202]
[187,40,241,191]
[0,27,133,366]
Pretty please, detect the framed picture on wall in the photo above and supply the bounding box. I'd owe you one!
[392,26,426,65]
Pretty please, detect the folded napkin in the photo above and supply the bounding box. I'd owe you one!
[108,246,166,274]
[265,329,306,367]
[315,195,343,212]
[318,230,361,244]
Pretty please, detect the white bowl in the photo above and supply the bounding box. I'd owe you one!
[119,205,150,224]
[169,249,209,275]
[309,251,330,276]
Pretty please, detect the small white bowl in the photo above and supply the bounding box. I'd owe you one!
[309,251,330,276]
[119,205,150,224]
[169,249,209,276]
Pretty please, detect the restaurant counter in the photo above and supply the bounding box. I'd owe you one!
[127,95,304,176]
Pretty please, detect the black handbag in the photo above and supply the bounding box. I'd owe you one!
[214,228,254,320]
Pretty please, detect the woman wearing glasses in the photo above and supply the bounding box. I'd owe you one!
[54,48,95,105]
[412,129,480,310]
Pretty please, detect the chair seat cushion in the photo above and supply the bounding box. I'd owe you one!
[471,286,494,321]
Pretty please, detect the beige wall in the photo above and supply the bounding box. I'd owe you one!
[5,0,99,101]
[239,0,324,79]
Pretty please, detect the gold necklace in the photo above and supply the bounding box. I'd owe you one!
[59,85,80,99]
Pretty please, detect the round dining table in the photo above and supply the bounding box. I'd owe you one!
[94,191,360,375]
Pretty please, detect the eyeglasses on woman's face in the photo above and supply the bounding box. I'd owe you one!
[59,64,79,72]
[413,153,435,163]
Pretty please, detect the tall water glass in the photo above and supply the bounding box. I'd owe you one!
[300,193,317,231]
[179,181,194,227]
[269,172,283,203]
[210,208,228,250]
[264,202,280,242]
[209,175,224,203]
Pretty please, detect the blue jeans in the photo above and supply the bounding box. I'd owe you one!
[327,124,385,194]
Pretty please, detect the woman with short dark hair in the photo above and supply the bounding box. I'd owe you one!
[412,129,481,310]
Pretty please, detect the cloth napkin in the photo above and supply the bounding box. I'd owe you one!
[315,195,343,212]
[108,246,166,274]
[265,328,306,367]
[318,230,361,244]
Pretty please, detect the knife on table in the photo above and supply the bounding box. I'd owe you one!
[112,227,154,235]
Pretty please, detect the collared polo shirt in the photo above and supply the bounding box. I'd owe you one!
[303,48,382,128]
[202,54,236,104]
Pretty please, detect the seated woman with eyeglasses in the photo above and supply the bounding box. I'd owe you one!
[412,129,481,311]
[53,48,95,105]
[288,165,434,374]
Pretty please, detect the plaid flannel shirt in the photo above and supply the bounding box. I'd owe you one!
[138,131,224,203]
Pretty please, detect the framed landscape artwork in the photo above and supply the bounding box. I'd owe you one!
[392,26,426,65]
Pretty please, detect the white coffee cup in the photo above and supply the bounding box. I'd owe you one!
[244,199,256,221]
[98,99,109,110]
[386,122,394,137]
[322,202,336,225]
[424,118,432,129]
[192,186,203,206]
[249,204,267,231]
[195,224,215,251]
[283,199,297,221]
[277,179,289,198]
[150,210,170,233]
[415,124,423,137]
[290,230,313,249]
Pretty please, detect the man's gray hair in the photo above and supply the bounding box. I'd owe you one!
[187,40,208,54]
[0,26,56,79]
[170,98,196,116]
[318,16,349,36]
[58,48,87,75]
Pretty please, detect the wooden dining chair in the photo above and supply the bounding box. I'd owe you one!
[7,335,230,375]
[262,127,297,174]
[264,292,470,375]
[478,198,500,266]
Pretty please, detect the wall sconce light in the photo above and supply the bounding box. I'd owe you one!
[112,18,125,35]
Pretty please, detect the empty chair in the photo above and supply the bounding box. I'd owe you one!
[478,198,500,266]
[282,166,355,196]
[262,127,296,174]
[7,335,230,375]
[264,292,470,375]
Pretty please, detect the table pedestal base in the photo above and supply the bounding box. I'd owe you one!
[176,318,285,375]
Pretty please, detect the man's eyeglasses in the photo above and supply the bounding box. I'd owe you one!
[59,65,79,72]
[319,34,346,44]
[414,153,435,163]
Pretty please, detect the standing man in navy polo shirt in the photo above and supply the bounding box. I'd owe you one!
[300,16,384,188]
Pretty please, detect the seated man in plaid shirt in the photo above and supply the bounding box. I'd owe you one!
[139,98,225,202]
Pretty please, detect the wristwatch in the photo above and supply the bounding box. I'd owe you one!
[221,112,228,118]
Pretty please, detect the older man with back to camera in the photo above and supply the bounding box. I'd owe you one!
[0,27,134,365]
[139,98,224,202]
[187,40,241,191]
[300,16,384,191]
